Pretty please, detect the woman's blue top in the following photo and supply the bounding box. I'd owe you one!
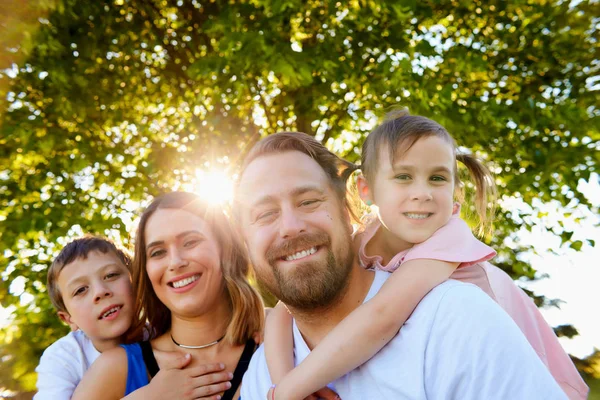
[120,342,149,395]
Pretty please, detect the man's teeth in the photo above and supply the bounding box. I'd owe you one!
[102,306,120,319]
[172,275,200,288]
[285,247,317,261]
[405,213,431,219]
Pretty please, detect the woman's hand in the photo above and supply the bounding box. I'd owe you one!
[136,356,233,400]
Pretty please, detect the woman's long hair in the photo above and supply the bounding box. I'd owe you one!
[126,192,264,345]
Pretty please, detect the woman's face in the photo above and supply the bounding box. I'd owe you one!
[144,208,225,319]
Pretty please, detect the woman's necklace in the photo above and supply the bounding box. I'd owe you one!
[170,333,226,350]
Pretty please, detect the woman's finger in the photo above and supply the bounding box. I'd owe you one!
[161,352,192,370]
[194,371,233,387]
[188,362,226,377]
[192,381,233,398]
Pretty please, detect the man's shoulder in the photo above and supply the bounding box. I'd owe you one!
[378,271,487,313]
[391,278,501,339]
[427,279,490,304]
[419,279,499,321]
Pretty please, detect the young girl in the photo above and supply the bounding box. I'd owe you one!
[264,110,588,400]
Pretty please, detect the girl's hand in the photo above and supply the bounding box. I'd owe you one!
[145,360,233,400]
[267,386,340,400]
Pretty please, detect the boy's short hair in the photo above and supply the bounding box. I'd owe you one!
[47,236,132,313]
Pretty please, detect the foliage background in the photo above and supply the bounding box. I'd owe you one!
[0,0,598,397]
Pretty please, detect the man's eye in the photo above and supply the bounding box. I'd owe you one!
[256,211,276,222]
[300,199,319,207]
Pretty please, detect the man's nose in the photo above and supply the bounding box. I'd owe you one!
[279,208,307,239]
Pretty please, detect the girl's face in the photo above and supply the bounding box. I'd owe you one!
[361,136,457,252]
[144,208,226,319]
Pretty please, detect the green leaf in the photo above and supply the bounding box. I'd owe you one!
[570,240,583,251]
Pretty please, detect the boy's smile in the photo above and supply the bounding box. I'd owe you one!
[98,304,124,320]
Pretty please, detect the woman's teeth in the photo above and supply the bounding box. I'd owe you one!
[404,213,431,219]
[172,274,200,288]
[285,247,317,261]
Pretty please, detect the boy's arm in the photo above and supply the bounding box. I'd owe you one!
[121,355,232,400]
[264,302,295,384]
[71,348,128,400]
[72,347,232,400]
[274,259,458,400]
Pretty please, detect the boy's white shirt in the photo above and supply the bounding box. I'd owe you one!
[34,329,100,400]
[241,270,567,400]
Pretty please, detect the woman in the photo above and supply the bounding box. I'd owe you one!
[73,192,264,400]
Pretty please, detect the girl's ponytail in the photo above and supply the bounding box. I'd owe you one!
[456,153,497,236]
[340,160,360,183]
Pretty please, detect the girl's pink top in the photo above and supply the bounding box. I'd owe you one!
[358,214,588,400]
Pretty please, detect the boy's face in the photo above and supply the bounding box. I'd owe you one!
[57,250,134,352]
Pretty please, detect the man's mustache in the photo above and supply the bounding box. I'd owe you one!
[266,232,330,264]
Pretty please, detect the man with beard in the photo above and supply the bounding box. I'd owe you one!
[237,132,565,399]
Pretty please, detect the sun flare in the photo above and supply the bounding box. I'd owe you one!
[193,168,234,206]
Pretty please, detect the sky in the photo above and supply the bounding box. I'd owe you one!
[515,174,600,358]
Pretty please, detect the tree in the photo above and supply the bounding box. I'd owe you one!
[0,0,597,393]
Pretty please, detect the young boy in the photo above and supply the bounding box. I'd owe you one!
[34,236,135,400]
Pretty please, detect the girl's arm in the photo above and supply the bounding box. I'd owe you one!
[273,259,459,400]
[264,302,294,384]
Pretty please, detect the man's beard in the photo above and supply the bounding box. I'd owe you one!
[261,230,354,311]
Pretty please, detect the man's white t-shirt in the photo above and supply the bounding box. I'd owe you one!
[242,270,567,399]
[34,330,100,400]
